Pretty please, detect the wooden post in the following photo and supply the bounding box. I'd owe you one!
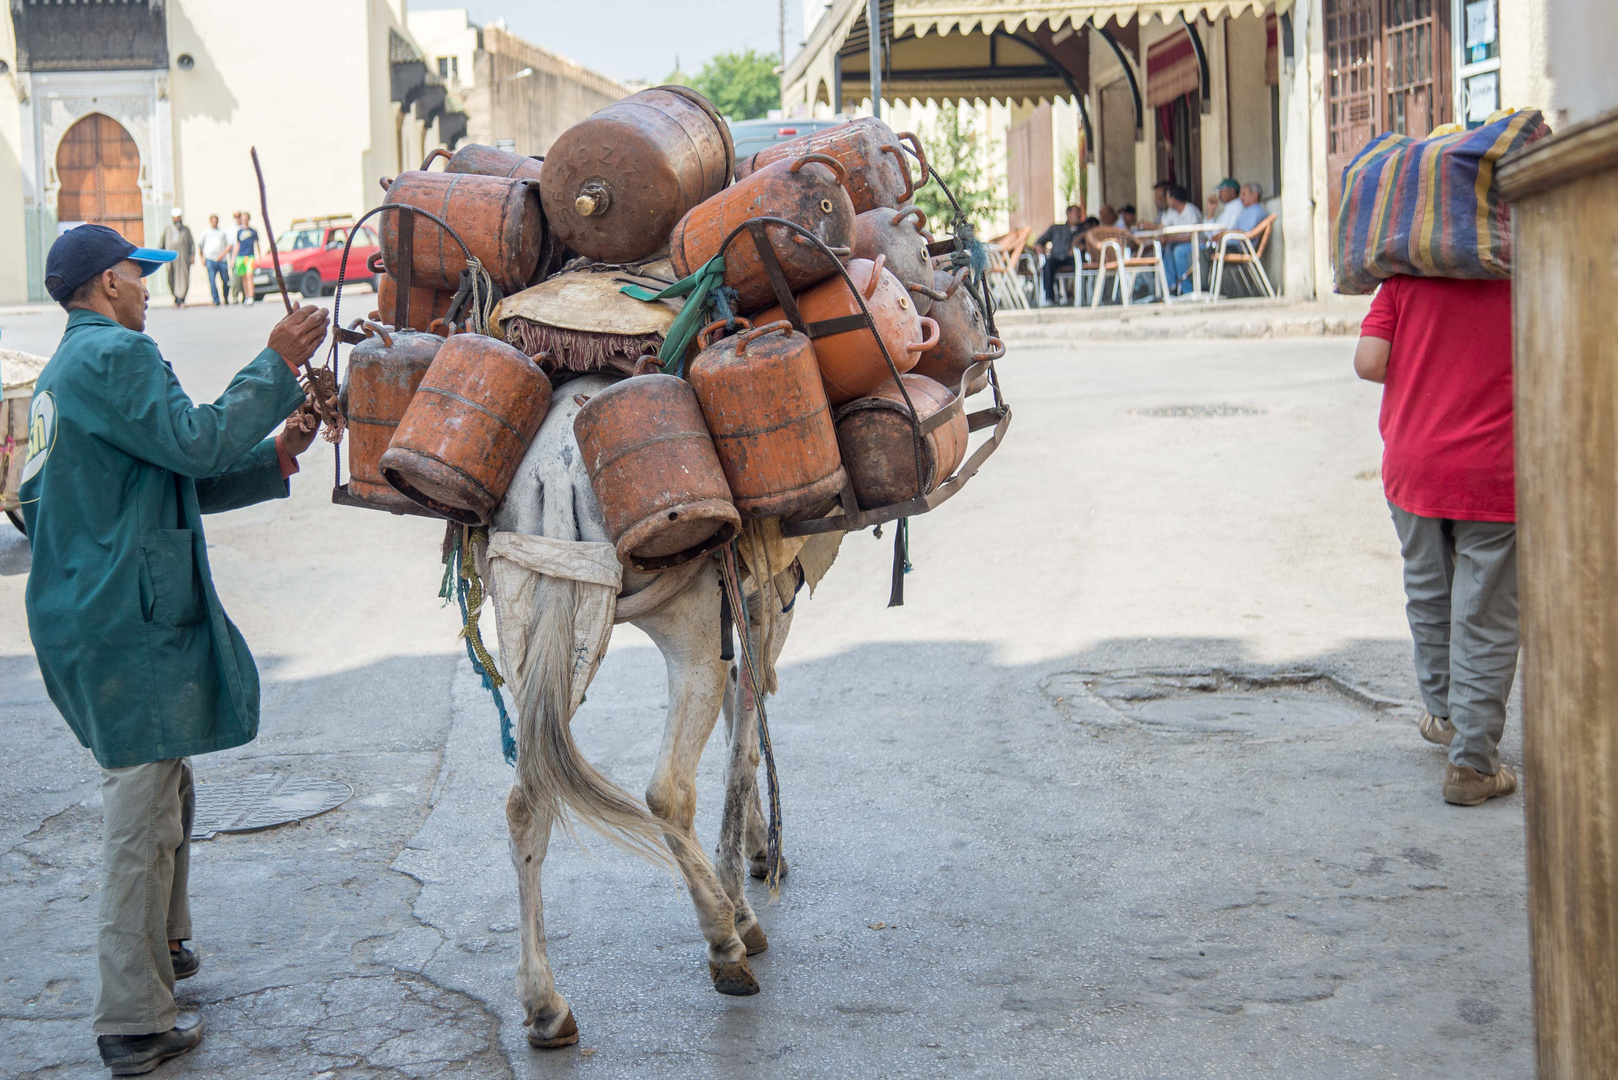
[1499,107,1618,1080]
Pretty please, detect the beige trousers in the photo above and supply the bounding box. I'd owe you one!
[93,758,193,1036]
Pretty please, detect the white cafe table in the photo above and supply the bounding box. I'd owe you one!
[1155,221,1227,302]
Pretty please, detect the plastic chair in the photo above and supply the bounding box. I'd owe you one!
[1210,214,1277,299]
[1090,237,1169,306]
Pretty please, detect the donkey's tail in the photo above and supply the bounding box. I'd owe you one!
[511,572,674,869]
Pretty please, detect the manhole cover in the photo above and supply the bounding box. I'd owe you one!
[1133,404,1265,418]
[191,774,353,839]
[1043,669,1386,736]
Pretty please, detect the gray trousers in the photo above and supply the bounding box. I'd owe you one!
[94,758,193,1035]
[1390,504,1520,774]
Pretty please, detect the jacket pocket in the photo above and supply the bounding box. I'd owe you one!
[142,530,206,627]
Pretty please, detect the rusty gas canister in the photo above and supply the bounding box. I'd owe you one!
[852,205,936,315]
[373,274,457,333]
[834,373,968,511]
[687,319,847,520]
[541,85,734,264]
[735,117,926,214]
[574,363,741,572]
[423,143,545,184]
[381,171,543,294]
[380,334,552,524]
[344,321,445,512]
[757,255,938,406]
[670,154,856,313]
[909,268,1003,397]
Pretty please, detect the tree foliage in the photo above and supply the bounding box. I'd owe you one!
[912,102,1006,231]
[688,49,781,121]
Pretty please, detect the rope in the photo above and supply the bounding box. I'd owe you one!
[719,541,784,896]
[442,525,516,765]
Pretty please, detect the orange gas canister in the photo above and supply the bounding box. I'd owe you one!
[423,143,545,184]
[834,373,968,510]
[380,334,552,524]
[373,274,457,333]
[687,319,846,520]
[756,255,939,406]
[909,268,1003,397]
[670,154,855,313]
[541,85,734,264]
[852,206,935,314]
[734,117,926,215]
[574,366,741,572]
[344,321,446,512]
[381,171,544,294]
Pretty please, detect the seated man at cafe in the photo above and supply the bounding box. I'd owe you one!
[1033,204,1086,304]
[1119,204,1138,230]
[1097,204,1120,227]
[1210,179,1244,228]
[1158,184,1203,295]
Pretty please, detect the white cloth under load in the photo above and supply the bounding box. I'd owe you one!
[484,531,623,717]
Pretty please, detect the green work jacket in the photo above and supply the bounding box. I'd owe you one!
[20,309,306,769]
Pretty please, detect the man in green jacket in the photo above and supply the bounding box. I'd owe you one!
[21,224,329,1075]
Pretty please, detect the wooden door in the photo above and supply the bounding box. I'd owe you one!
[1384,0,1450,140]
[56,114,143,243]
[1324,0,1380,224]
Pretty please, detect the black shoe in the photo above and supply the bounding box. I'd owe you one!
[97,1011,205,1075]
[170,942,199,981]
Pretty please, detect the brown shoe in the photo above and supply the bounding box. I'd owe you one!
[1418,711,1456,747]
[1444,763,1518,806]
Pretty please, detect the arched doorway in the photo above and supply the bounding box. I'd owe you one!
[56,113,144,244]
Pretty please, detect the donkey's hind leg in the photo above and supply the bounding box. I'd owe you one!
[506,786,578,1048]
[635,561,758,996]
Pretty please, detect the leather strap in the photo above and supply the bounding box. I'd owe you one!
[747,220,805,334]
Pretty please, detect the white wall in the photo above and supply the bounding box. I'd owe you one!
[0,15,31,303]
[1538,0,1618,126]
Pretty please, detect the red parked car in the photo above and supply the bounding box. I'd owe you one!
[253,217,380,298]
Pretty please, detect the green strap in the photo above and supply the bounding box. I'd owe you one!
[620,255,726,375]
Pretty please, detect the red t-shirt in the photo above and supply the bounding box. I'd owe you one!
[1360,275,1515,522]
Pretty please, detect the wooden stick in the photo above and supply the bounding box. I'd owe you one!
[250,146,294,315]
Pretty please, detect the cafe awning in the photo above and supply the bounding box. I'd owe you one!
[784,0,1289,113]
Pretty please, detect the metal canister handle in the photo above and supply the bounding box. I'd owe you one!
[790,153,847,184]
[378,175,395,193]
[632,354,663,376]
[864,253,887,298]
[356,318,393,347]
[897,132,931,184]
[366,251,386,275]
[881,145,916,203]
[971,336,1006,363]
[892,206,927,232]
[419,147,452,171]
[734,320,794,354]
[943,266,968,300]
[698,317,751,350]
[907,316,940,353]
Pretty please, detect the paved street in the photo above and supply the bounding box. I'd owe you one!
[0,301,1528,1078]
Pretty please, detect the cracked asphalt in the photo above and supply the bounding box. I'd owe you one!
[0,302,1529,1078]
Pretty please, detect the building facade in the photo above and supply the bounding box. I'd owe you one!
[0,0,471,304]
[784,0,1556,298]
[408,11,630,159]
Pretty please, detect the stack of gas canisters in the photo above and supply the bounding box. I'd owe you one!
[339,84,1010,577]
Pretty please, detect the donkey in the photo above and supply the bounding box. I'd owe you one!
[489,375,794,1048]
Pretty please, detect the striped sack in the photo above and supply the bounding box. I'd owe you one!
[1333,110,1549,295]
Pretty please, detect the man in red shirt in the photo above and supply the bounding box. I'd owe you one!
[1355,274,1518,806]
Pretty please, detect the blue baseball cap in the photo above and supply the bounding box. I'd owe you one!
[45,223,177,304]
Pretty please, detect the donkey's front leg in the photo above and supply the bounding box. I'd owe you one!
[717,661,767,956]
[638,566,757,996]
[506,787,577,1048]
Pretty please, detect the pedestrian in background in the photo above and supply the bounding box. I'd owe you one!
[231,211,260,305]
[161,209,194,309]
[1354,274,1519,806]
[23,224,327,1075]
[198,214,231,305]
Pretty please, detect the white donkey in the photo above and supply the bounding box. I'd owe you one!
[489,374,794,1049]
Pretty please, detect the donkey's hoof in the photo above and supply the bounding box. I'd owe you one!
[739,921,769,956]
[526,1010,579,1049]
[749,854,788,881]
[709,958,761,996]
